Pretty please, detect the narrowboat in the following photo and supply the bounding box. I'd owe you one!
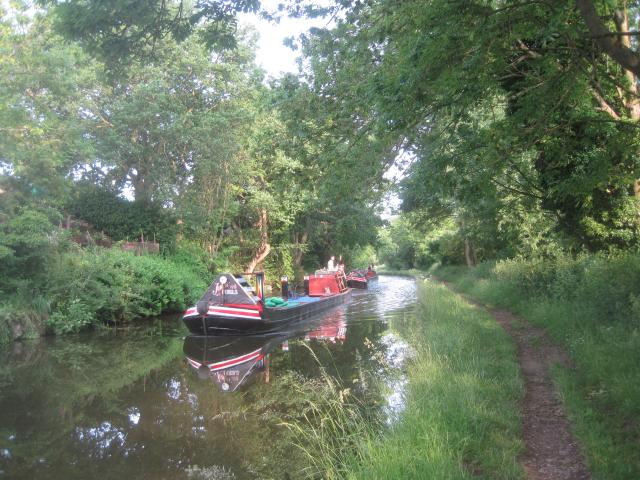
[366,268,378,281]
[346,270,369,289]
[182,272,351,335]
[346,267,377,288]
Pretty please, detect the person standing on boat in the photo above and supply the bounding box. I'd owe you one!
[337,256,345,273]
[327,255,336,271]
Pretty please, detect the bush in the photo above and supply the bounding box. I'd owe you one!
[0,296,47,342]
[0,208,62,292]
[487,252,640,324]
[45,248,208,333]
[47,299,97,334]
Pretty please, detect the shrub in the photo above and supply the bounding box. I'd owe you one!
[0,208,61,292]
[486,252,640,325]
[47,299,97,334]
[45,248,208,332]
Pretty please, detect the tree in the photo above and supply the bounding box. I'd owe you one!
[0,7,99,211]
[270,68,393,269]
[294,0,640,253]
[39,0,261,69]
[86,33,261,204]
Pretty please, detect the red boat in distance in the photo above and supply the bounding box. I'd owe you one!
[346,267,377,289]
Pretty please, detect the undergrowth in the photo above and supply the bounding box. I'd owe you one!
[1,247,208,340]
[44,248,208,334]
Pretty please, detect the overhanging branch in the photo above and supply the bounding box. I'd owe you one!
[575,0,640,76]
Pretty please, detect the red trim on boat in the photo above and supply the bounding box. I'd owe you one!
[210,349,263,370]
[187,358,201,368]
[187,349,264,371]
[183,305,262,319]
[223,303,264,311]
[211,306,261,318]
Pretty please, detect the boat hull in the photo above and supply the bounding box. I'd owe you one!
[183,289,352,335]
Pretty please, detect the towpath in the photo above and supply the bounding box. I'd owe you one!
[439,280,591,480]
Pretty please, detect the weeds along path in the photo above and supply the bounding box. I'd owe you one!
[439,280,591,480]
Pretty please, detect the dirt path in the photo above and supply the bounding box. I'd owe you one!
[440,282,591,480]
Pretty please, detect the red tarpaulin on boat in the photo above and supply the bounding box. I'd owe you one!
[308,275,340,296]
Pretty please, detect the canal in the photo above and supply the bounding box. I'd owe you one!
[0,276,416,479]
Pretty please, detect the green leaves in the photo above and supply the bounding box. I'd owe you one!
[66,185,178,248]
[45,248,208,332]
[41,0,260,70]
[0,208,60,291]
[0,11,99,207]
[297,0,640,254]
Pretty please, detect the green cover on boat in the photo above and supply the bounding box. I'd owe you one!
[264,297,288,308]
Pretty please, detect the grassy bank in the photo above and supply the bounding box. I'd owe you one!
[298,280,524,479]
[438,254,640,479]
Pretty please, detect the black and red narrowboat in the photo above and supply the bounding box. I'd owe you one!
[346,267,378,289]
[346,270,368,289]
[182,272,351,335]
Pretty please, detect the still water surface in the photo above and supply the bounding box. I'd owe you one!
[0,276,416,479]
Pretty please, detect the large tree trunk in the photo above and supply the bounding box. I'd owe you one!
[614,5,640,121]
[245,209,271,273]
[464,237,477,267]
[615,5,640,200]
[293,229,309,268]
[576,0,640,77]
[132,160,152,202]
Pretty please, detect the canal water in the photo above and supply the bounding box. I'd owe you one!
[0,276,416,479]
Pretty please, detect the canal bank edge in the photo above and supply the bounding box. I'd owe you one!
[322,276,525,479]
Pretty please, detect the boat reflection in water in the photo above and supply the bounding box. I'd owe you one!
[304,312,347,343]
[183,308,347,391]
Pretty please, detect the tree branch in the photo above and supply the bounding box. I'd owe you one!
[575,0,640,76]
[589,82,622,119]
